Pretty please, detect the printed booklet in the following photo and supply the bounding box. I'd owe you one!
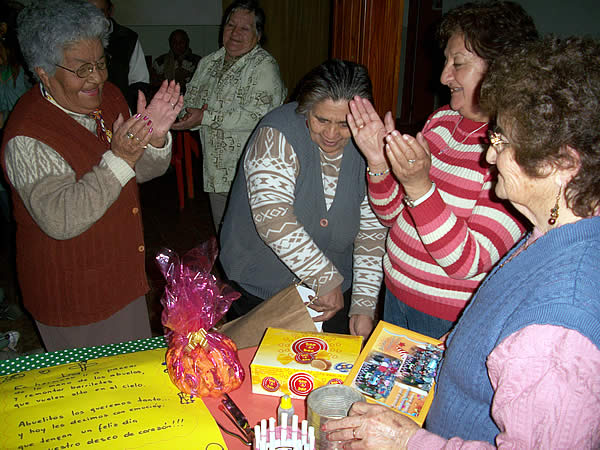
[344,321,444,426]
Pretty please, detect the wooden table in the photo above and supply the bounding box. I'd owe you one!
[203,346,307,449]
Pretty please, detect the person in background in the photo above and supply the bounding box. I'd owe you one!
[0,329,19,360]
[324,35,600,450]
[0,0,31,131]
[345,1,537,338]
[172,0,286,232]
[87,0,151,112]
[0,0,28,324]
[1,0,183,352]
[151,29,201,95]
[220,60,386,338]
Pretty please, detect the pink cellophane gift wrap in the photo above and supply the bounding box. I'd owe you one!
[156,238,244,397]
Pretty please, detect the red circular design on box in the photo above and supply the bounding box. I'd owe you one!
[294,352,315,364]
[291,337,328,355]
[328,378,344,385]
[289,372,314,396]
[261,376,280,392]
[320,218,329,227]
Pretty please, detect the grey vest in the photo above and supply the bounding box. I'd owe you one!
[220,102,366,299]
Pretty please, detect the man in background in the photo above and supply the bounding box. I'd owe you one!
[87,0,150,110]
[151,29,201,95]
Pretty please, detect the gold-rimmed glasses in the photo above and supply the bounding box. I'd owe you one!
[56,55,109,79]
[487,128,511,153]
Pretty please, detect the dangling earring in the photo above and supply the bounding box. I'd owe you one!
[548,184,562,225]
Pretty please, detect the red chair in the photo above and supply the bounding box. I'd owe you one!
[171,130,200,210]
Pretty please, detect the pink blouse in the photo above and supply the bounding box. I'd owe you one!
[409,324,600,449]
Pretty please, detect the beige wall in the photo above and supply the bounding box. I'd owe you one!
[113,0,222,61]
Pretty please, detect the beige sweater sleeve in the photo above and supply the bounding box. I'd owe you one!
[350,196,387,318]
[3,114,170,240]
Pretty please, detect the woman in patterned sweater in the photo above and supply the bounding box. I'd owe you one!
[221,60,386,338]
[345,1,538,338]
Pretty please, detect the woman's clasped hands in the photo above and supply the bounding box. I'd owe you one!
[322,402,420,449]
[348,96,433,201]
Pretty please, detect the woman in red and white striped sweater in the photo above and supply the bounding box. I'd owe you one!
[346,1,538,338]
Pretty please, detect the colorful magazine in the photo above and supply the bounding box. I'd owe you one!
[344,321,444,426]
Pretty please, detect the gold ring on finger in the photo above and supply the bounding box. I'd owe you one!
[126,131,135,140]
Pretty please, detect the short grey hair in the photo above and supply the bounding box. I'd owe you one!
[295,60,373,116]
[17,0,109,81]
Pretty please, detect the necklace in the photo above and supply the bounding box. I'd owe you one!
[496,230,542,271]
[437,116,488,154]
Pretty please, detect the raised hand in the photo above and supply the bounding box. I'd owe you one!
[347,96,394,170]
[137,79,184,148]
[385,131,433,200]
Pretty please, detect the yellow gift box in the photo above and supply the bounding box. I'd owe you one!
[250,327,362,399]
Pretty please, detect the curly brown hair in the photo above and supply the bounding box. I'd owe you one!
[438,1,538,65]
[481,36,600,218]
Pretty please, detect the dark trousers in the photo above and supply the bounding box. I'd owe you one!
[226,281,351,335]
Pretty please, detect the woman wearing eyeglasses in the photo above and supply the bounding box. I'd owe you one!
[324,35,600,449]
[346,1,538,339]
[0,0,183,352]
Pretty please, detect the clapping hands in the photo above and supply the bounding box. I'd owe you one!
[136,79,184,148]
[347,96,394,172]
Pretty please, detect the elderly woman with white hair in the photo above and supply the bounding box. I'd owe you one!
[0,0,183,352]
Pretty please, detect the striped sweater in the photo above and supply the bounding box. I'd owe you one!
[369,106,525,321]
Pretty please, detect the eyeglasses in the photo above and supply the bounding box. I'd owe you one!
[487,129,511,153]
[56,56,109,79]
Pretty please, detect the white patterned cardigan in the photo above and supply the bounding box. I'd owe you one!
[244,127,387,319]
[183,45,287,193]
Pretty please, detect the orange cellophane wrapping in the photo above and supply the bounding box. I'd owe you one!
[165,330,243,397]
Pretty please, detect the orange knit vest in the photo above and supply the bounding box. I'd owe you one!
[1,82,149,326]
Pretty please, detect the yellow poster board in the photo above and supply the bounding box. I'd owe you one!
[0,348,226,449]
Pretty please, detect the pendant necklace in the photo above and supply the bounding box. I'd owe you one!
[496,230,542,271]
[438,116,488,154]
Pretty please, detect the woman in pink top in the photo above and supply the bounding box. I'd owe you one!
[323,36,600,449]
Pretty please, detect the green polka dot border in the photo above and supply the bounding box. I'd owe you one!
[0,336,167,376]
